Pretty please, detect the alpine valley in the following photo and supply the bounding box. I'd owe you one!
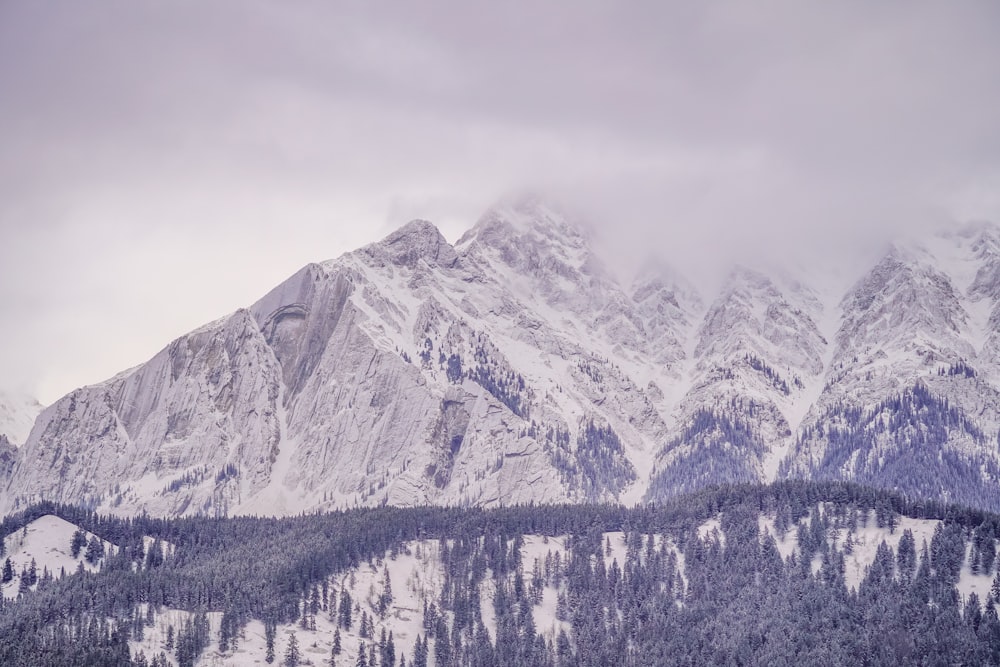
[5,197,1000,518]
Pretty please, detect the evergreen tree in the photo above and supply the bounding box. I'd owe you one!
[265,622,276,664]
[70,528,88,558]
[84,535,105,564]
[284,631,301,667]
[384,630,396,667]
[339,589,353,629]
[897,528,917,581]
[412,635,428,667]
[145,538,165,569]
[16,569,30,596]
[360,610,371,638]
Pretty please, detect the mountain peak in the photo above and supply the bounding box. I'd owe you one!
[363,219,458,269]
[631,258,703,314]
[458,193,589,249]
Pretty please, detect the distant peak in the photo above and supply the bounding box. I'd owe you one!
[632,258,702,301]
[723,264,773,288]
[363,219,458,269]
[459,193,590,251]
[631,263,703,318]
[390,218,443,239]
[946,219,999,240]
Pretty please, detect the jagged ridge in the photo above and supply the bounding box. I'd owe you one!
[5,202,1000,516]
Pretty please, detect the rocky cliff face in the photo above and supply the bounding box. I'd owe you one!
[5,201,1000,516]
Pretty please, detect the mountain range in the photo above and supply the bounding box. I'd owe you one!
[4,197,1000,517]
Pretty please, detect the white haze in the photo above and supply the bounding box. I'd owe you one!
[0,0,998,403]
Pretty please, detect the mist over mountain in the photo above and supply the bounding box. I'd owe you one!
[2,197,998,517]
[0,391,42,446]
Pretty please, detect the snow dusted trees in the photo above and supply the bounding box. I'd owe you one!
[283,631,301,667]
[84,535,105,564]
[2,483,1000,664]
[70,528,87,559]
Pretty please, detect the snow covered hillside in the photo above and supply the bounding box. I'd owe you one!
[4,198,1000,516]
[119,508,997,666]
[127,531,672,666]
[1,514,117,599]
[3,484,1000,665]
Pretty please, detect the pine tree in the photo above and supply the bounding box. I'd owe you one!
[362,611,373,638]
[84,535,105,564]
[70,528,88,559]
[333,628,342,656]
[312,586,322,617]
[284,631,301,667]
[897,529,917,581]
[966,593,984,633]
[378,566,394,618]
[300,598,310,630]
[264,623,276,664]
[16,570,30,596]
[1,558,12,584]
[357,641,368,667]
[145,539,165,569]
[412,635,427,667]
[384,630,395,667]
[339,590,353,629]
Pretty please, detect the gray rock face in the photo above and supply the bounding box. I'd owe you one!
[0,435,15,480]
[5,209,1000,516]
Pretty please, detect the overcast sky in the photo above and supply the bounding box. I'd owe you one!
[2,1,999,404]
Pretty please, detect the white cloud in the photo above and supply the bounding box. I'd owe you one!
[1,0,998,402]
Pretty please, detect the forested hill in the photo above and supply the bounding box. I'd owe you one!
[3,481,1000,665]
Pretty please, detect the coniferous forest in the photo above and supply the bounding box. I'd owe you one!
[3,481,1000,665]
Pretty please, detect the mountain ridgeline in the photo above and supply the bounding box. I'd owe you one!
[6,199,1000,516]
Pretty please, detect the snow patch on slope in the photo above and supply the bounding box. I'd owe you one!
[1,514,114,599]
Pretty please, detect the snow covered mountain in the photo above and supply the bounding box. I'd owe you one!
[4,199,1000,516]
[784,225,1000,508]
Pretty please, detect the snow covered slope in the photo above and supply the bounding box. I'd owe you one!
[127,530,681,667]
[784,225,1000,508]
[4,200,1000,516]
[121,506,997,667]
[1,514,115,599]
